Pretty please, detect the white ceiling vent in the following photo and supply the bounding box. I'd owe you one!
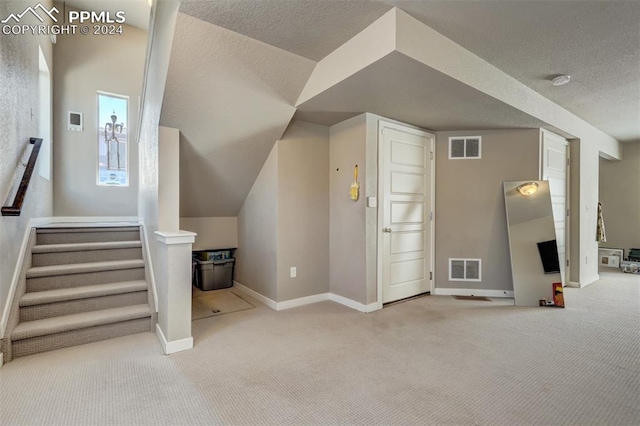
[449,258,482,281]
[449,136,481,159]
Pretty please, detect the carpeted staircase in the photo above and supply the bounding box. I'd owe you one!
[6,226,154,360]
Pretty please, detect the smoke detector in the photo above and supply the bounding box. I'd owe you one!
[551,75,571,86]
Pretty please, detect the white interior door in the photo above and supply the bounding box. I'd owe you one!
[380,122,434,304]
[541,131,569,285]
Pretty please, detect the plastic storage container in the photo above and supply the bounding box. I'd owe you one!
[194,250,232,261]
[194,258,235,290]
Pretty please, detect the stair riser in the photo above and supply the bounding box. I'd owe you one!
[27,268,145,292]
[37,231,140,245]
[12,317,152,358]
[32,248,143,267]
[21,291,148,321]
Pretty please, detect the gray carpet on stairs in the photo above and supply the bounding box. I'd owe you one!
[0,270,638,425]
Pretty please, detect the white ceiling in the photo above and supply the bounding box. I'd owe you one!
[178,0,393,61]
[179,0,639,143]
[162,1,638,218]
[160,13,315,217]
[295,51,550,132]
[387,0,640,143]
[61,0,150,30]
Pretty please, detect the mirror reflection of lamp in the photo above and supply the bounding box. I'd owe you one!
[104,109,124,170]
[516,182,539,196]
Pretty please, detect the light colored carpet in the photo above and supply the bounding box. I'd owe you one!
[192,289,254,320]
[0,270,638,425]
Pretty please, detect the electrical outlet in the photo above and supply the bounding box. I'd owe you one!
[290,267,297,278]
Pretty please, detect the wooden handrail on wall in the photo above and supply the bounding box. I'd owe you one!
[2,138,43,217]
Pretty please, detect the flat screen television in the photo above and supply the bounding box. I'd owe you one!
[537,240,560,274]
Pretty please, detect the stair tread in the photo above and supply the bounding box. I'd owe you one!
[36,226,139,234]
[32,240,141,254]
[20,281,148,306]
[12,304,151,340]
[27,259,145,278]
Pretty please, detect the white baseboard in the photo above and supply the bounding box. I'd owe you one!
[329,293,380,313]
[30,217,53,227]
[0,221,34,338]
[233,281,382,313]
[233,281,277,310]
[277,293,329,310]
[155,324,193,355]
[434,288,514,298]
[0,352,3,369]
[138,221,158,312]
[567,281,581,288]
[52,216,139,223]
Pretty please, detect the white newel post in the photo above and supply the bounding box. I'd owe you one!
[154,231,197,354]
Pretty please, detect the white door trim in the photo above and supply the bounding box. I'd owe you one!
[376,120,435,308]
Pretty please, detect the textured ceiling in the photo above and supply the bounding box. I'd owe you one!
[160,13,315,217]
[296,51,549,132]
[61,0,150,29]
[387,0,640,143]
[178,0,393,61]
[179,0,640,143]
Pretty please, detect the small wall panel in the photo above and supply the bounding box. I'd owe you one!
[391,172,424,195]
[391,140,425,167]
[391,232,424,254]
[391,202,424,224]
[390,258,425,286]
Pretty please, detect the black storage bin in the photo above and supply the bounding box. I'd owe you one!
[194,258,235,291]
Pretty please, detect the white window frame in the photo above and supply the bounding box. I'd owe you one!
[97,91,130,187]
[448,136,482,159]
[448,258,482,282]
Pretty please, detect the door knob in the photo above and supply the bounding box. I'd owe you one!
[383,227,392,233]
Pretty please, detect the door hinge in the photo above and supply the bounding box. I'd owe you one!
[430,211,433,221]
[566,259,570,267]
[430,271,433,280]
[430,151,434,160]
[567,208,570,217]
[381,129,386,135]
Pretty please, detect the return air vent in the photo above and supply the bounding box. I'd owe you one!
[449,136,481,159]
[449,258,482,281]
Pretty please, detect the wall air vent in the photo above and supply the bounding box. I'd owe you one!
[449,258,482,281]
[448,136,481,159]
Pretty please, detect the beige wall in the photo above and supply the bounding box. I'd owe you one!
[53,21,146,216]
[236,145,279,301]
[162,13,314,218]
[180,217,238,251]
[0,0,54,330]
[435,129,540,292]
[329,115,368,304]
[236,121,331,303]
[599,142,640,253]
[277,121,330,302]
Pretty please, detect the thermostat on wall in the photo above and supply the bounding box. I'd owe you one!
[68,111,83,131]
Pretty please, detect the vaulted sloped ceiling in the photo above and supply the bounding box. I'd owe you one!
[161,1,637,218]
[159,13,314,217]
[385,0,640,143]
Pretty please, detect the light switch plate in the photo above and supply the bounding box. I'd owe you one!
[367,197,377,208]
[290,267,297,278]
